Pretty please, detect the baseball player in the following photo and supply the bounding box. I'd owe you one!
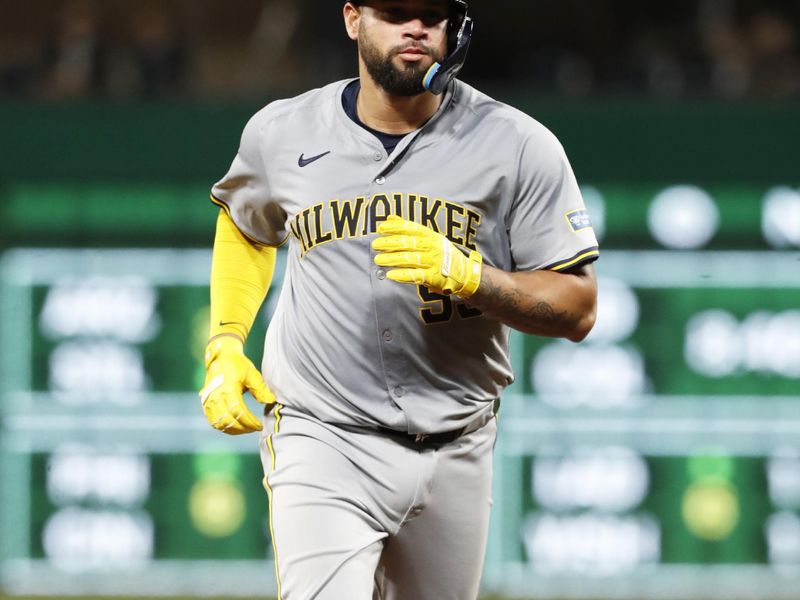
[199,1,599,598]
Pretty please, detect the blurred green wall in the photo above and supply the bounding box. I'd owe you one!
[3,98,797,181]
[2,98,797,248]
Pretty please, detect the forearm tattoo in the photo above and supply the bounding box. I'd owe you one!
[469,269,582,335]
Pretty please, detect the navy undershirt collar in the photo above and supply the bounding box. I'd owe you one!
[342,79,407,155]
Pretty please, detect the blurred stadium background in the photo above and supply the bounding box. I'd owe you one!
[1,0,799,599]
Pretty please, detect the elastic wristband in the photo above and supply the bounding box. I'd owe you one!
[460,251,483,298]
[207,332,245,346]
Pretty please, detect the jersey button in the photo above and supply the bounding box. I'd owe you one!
[382,329,393,342]
[373,152,383,161]
[376,269,386,280]
[375,176,386,185]
[393,386,405,398]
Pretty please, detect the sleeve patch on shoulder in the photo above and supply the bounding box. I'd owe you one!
[565,208,593,233]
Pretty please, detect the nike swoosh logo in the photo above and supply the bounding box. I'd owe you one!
[219,321,244,327]
[298,151,331,168]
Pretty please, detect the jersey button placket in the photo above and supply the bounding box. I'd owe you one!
[369,165,405,411]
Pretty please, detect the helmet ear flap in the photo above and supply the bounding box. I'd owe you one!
[447,0,469,54]
[424,0,472,95]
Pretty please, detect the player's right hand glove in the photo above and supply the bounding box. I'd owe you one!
[199,335,275,435]
[372,215,483,298]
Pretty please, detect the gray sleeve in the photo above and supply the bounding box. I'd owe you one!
[507,125,599,271]
[210,110,289,247]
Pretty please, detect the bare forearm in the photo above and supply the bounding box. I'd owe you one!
[467,264,597,341]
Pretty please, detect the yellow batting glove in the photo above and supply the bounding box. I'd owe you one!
[199,335,276,435]
[372,215,483,298]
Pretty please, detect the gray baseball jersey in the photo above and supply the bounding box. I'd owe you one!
[211,78,599,435]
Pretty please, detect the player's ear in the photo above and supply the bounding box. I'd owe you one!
[343,2,361,41]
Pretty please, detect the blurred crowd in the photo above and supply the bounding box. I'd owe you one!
[479,0,800,99]
[699,6,800,98]
[0,0,798,102]
[0,0,189,100]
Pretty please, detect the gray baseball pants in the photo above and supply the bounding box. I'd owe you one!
[259,404,497,600]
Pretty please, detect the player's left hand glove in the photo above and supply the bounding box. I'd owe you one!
[199,335,275,435]
[372,215,483,298]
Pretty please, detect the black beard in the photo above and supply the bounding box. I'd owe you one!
[359,36,444,96]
